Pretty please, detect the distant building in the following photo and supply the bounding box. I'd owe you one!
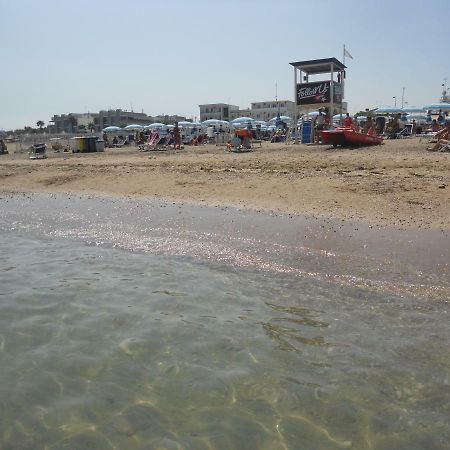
[199,103,239,122]
[50,109,188,133]
[152,114,187,124]
[50,113,98,133]
[199,100,333,122]
[250,100,295,121]
[95,109,151,131]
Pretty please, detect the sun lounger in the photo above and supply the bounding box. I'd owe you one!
[29,143,47,159]
[396,124,413,138]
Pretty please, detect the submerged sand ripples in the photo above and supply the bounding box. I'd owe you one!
[0,197,449,448]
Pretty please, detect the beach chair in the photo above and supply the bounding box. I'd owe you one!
[396,124,413,139]
[29,143,47,159]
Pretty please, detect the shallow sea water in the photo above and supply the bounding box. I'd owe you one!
[0,233,450,450]
[1,231,449,450]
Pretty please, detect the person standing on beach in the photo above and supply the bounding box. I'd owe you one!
[342,113,353,127]
[314,110,324,143]
[174,122,181,149]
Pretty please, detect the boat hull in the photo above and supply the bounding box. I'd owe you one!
[321,128,383,147]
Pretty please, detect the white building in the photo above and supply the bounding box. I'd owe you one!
[250,100,295,121]
[199,100,347,123]
[199,103,239,122]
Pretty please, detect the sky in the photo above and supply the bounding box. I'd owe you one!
[1,0,450,130]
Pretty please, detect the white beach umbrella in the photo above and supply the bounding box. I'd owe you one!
[230,117,255,124]
[201,119,222,126]
[269,115,291,122]
[145,123,167,129]
[102,126,122,132]
[124,124,144,131]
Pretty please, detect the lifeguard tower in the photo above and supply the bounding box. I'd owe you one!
[290,58,346,142]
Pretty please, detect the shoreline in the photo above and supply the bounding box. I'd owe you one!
[1,140,449,231]
[1,191,449,303]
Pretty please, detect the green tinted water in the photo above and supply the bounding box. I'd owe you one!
[0,233,448,449]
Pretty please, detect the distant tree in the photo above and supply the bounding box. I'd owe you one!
[36,120,45,132]
[78,124,87,131]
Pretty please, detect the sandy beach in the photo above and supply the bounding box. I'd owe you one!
[1,139,449,231]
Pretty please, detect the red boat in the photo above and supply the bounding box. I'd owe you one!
[320,127,383,147]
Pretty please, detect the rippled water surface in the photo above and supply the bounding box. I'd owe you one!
[1,231,449,450]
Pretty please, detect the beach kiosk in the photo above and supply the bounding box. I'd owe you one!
[290,58,346,143]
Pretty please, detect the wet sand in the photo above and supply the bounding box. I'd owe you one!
[1,192,448,302]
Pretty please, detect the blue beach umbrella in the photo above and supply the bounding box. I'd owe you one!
[422,103,450,111]
[102,126,122,132]
[402,107,424,114]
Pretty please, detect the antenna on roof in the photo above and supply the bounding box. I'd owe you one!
[275,82,280,115]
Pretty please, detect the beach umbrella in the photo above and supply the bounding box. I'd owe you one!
[102,126,122,132]
[402,107,424,114]
[231,122,248,129]
[422,103,450,111]
[373,107,405,114]
[145,123,167,129]
[305,111,320,117]
[354,108,378,117]
[201,119,223,126]
[269,115,291,122]
[333,113,353,120]
[230,117,255,123]
[124,124,144,131]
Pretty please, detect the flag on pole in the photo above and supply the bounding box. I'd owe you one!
[344,47,353,60]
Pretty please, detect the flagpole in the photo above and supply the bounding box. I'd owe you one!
[340,45,345,125]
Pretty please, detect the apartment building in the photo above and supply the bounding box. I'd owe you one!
[199,103,240,122]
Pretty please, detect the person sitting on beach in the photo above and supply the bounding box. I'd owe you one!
[112,136,118,145]
[431,119,440,132]
[427,122,450,151]
[363,116,375,134]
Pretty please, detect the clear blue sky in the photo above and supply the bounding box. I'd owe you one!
[1,0,449,130]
